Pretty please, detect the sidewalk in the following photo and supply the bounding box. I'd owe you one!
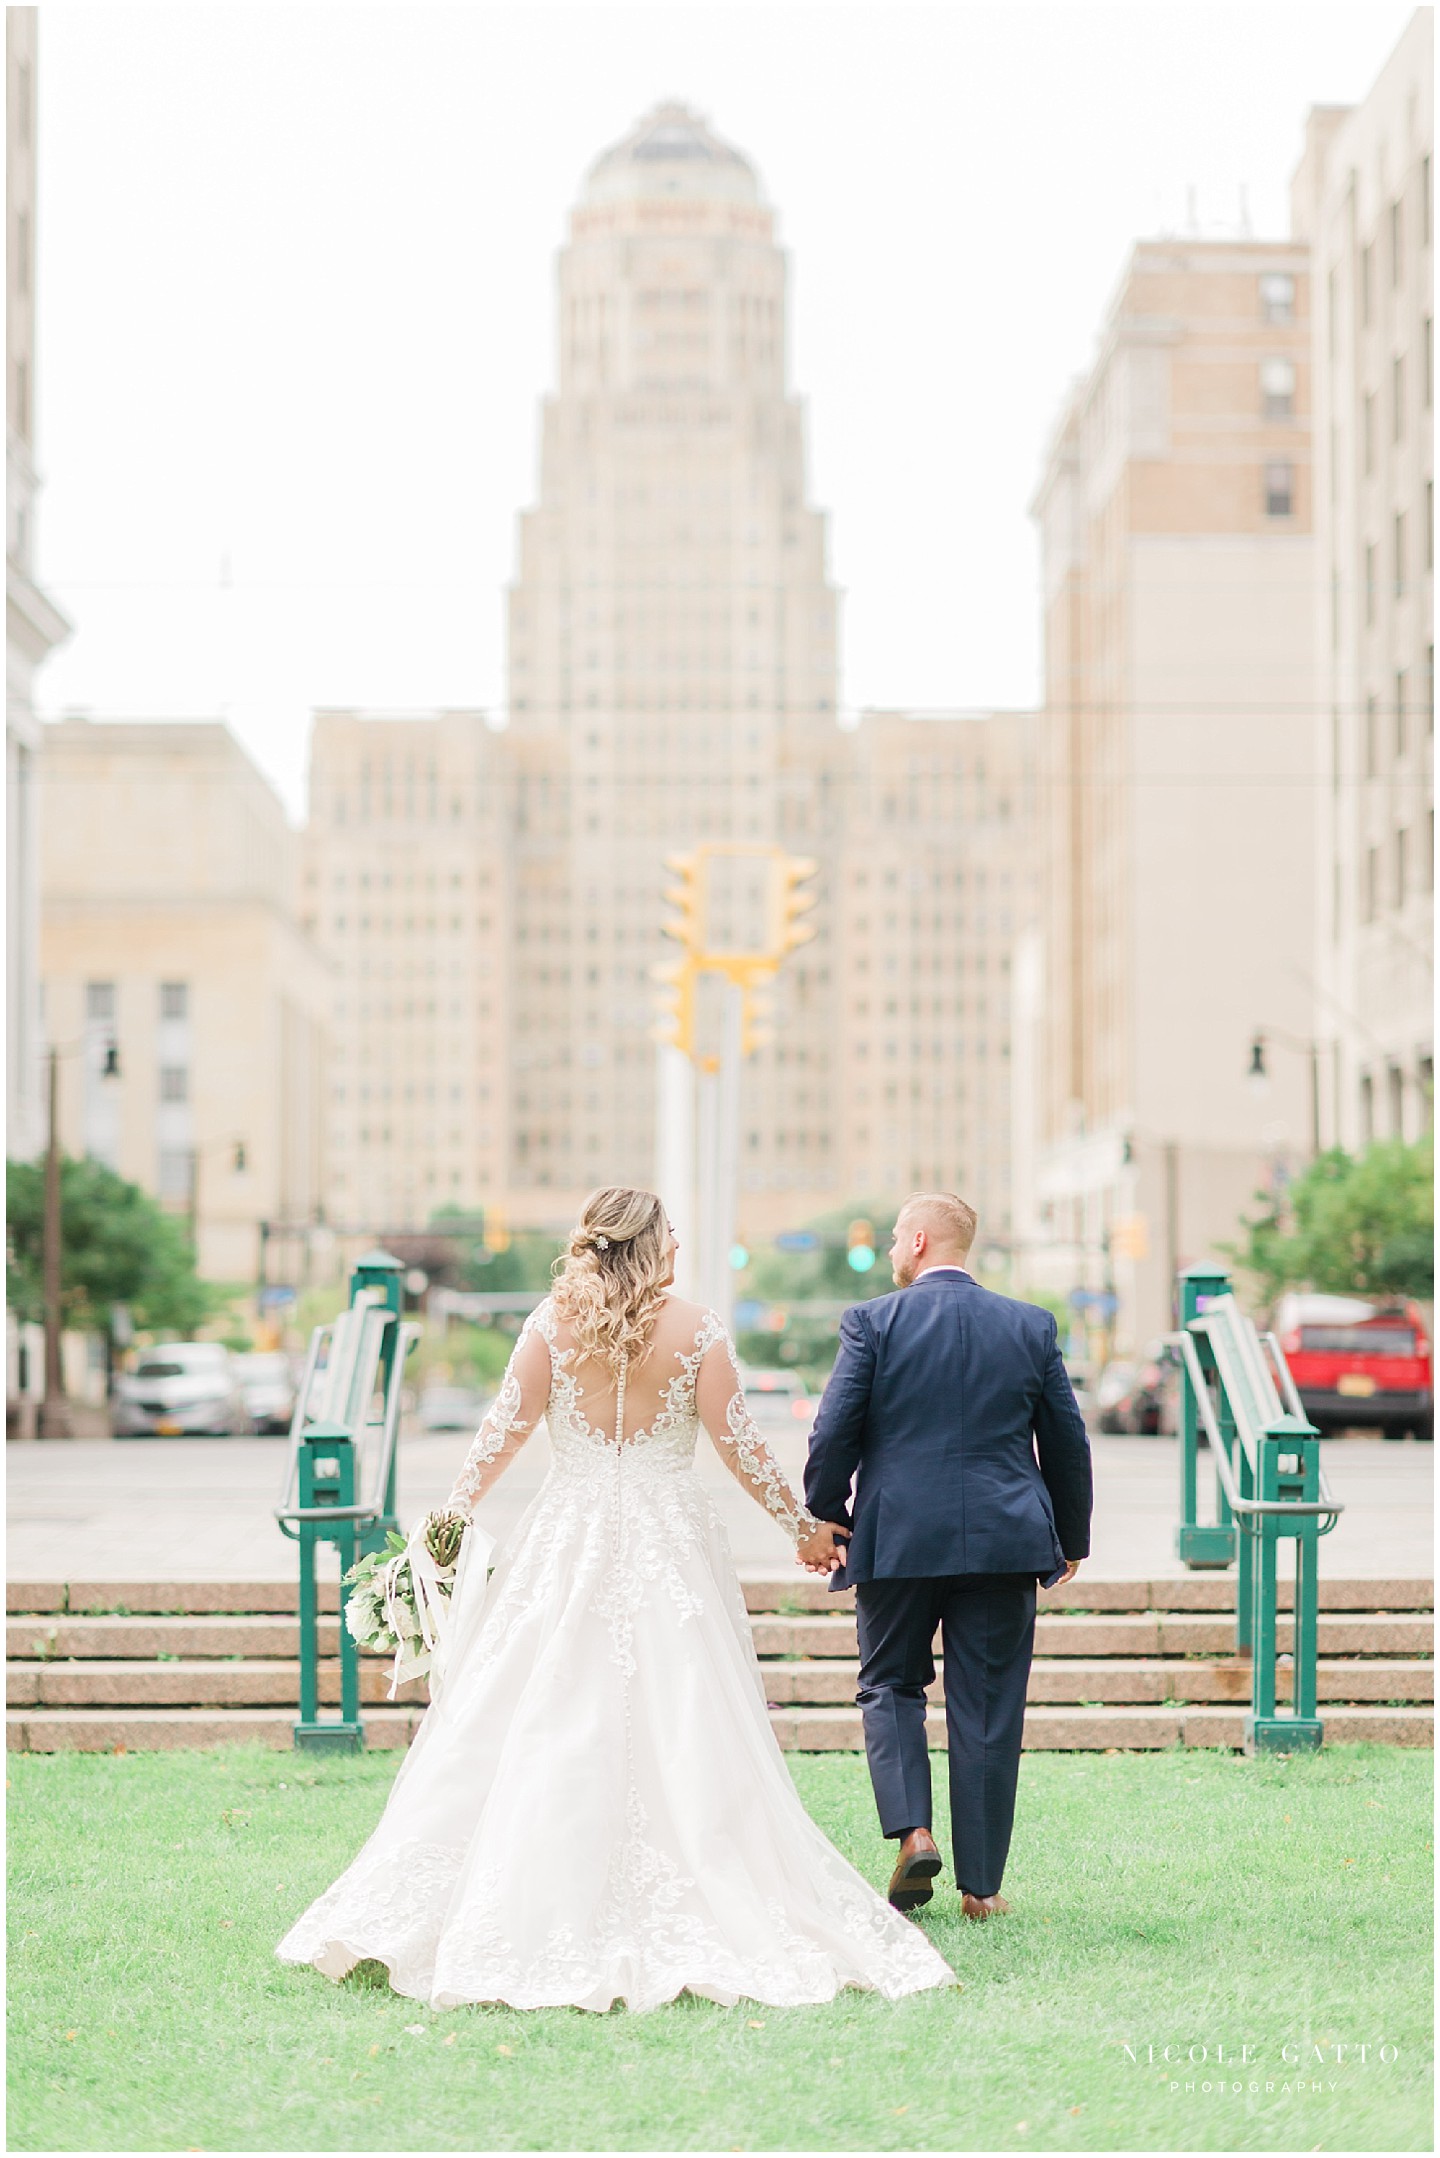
[7,1426,1432,1583]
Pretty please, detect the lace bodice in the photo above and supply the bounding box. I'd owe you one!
[445,1297,821,1545]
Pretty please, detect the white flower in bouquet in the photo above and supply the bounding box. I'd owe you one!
[342,1509,470,1696]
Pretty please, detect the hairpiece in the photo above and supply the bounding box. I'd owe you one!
[593,1233,610,1251]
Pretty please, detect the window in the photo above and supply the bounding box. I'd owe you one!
[1388,1065,1405,1136]
[1365,694,1379,776]
[1327,267,1338,359]
[1260,357,1296,419]
[1393,354,1405,440]
[159,1065,188,1104]
[1429,481,1435,572]
[1396,670,1408,757]
[1360,1072,1376,1143]
[1361,242,1374,326]
[158,1148,193,1201]
[1364,845,1380,921]
[1263,460,1294,517]
[1260,271,1295,324]
[159,982,188,1020]
[1390,199,1404,286]
[1394,511,1407,597]
[1418,155,1432,246]
[85,981,116,1023]
[1363,392,1376,473]
[1419,1054,1434,1129]
[1426,317,1434,409]
[1395,826,1409,907]
[1365,542,1376,625]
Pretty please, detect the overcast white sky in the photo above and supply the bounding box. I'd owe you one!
[33,1,1413,819]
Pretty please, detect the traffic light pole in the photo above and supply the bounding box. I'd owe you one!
[713,981,744,1337]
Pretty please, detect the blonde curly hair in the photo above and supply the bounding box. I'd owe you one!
[550,1187,672,1371]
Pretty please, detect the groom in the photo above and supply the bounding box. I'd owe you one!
[803,1192,1092,1919]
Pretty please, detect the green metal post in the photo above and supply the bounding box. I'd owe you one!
[350,1248,405,1556]
[1232,1391,1253,1656]
[1247,1416,1324,1753]
[293,1427,365,1753]
[1176,1266,1236,1568]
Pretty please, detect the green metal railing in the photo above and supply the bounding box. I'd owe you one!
[1170,1265,1345,1753]
[274,1249,420,1752]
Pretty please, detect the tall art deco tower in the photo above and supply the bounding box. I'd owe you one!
[505,102,842,1203]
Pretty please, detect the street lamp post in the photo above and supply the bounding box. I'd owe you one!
[1248,1029,1322,1158]
[39,1033,121,1440]
[40,1047,68,1439]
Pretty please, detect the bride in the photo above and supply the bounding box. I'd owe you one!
[277,1186,955,2012]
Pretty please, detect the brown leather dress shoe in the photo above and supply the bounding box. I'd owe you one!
[960,1891,1012,1921]
[887,1828,943,1911]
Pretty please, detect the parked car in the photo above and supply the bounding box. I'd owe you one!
[113,1343,250,1437]
[1095,1345,1177,1434]
[739,1367,815,1428]
[233,1351,298,1435]
[418,1383,488,1433]
[1275,1294,1432,1440]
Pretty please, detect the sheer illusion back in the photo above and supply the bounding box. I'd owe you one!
[446,1293,814,1539]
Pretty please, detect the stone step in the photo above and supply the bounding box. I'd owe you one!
[757,1657,1435,1706]
[8,1575,1436,1618]
[5,1706,421,1753]
[736,1575,1435,1615]
[9,1697,1431,1755]
[7,1614,338,1661]
[10,1654,1431,1712]
[766,1703,1436,1750]
[7,1659,427,1709]
[751,1611,1435,1659]
[11,1605,1434,1668]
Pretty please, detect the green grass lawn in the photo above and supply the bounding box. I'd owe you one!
[7,1744,1431,2153]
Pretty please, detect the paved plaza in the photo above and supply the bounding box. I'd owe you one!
[7,1420,1433,1585]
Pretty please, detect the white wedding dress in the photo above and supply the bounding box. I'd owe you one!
[276,1295,954,2012]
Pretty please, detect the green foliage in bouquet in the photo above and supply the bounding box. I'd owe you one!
[342,1509,469,1684]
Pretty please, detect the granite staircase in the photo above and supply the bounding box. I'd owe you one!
[7,1573,1431,1752]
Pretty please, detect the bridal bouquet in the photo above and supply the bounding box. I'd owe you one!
[343,1508,470,1699]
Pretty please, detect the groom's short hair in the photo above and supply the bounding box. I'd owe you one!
[901,1192,978,1257]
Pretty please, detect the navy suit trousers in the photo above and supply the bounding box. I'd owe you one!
[854,1572,1036,1898]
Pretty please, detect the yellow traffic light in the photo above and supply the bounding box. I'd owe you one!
[650,955,697,1058]
[661,852,703,954]
[485,1204,511,1255]
[778,855,819,955]
[1111,1214,1149,1261]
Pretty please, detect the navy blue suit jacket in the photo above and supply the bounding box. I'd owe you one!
[802,1269,1093,1590]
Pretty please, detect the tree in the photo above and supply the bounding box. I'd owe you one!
[1229,1137,1434,1308]
[6,1154,216,1338]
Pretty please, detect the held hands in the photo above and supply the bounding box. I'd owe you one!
[795,1520,850,1575]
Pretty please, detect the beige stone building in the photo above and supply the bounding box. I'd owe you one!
[300,108,1039,1254]
[40,720,328,1283]
[7,7,68,1163]
[300,709,511,1231]
[1024,237,1319,1348]
[1290,10,1433,1149]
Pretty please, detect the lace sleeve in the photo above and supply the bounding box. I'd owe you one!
[694,1314,820,1546]
[444,1303,552,1518]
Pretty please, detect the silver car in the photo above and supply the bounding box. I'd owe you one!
[113,1343,251,1438]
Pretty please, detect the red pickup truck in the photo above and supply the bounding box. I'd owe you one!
[1275,1293,1432,1441]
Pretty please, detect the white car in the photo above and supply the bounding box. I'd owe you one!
[113,1343,250,1438]
[234,1351,298,1435]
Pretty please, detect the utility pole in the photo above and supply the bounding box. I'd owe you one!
[653,846,818,1333]
[40,1046,71,1439]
